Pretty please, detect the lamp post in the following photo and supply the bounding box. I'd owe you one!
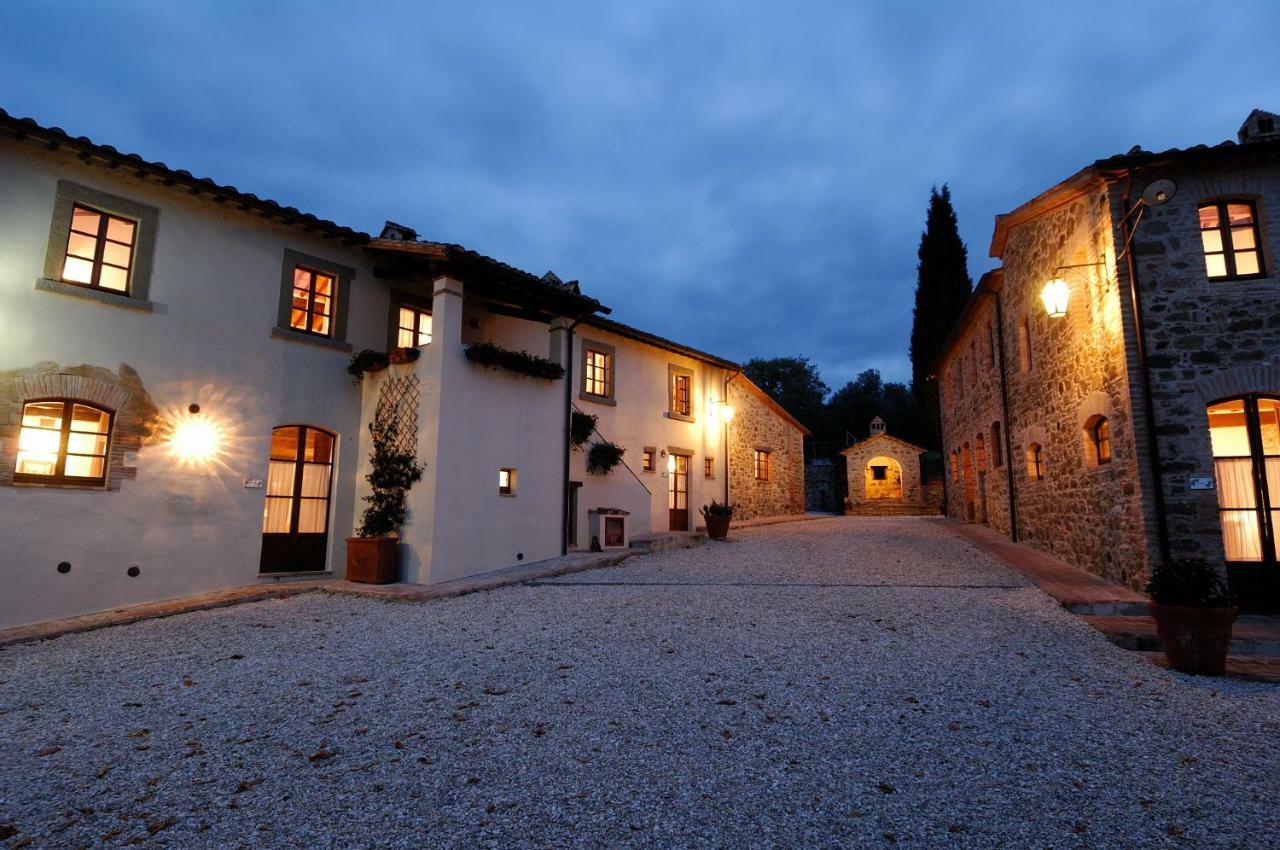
[1040,278,1070,318]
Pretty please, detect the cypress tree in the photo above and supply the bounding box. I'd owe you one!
[909,185,973,445]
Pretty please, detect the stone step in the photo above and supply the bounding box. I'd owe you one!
[1083,614,1280,657]
[628,532,708,553]
[844,502,942,517]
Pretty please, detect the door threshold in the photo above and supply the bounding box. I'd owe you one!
[259,571,333,580]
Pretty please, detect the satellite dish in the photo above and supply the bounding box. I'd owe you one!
[1142,178,1177,206]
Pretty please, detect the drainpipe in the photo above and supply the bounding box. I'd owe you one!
[560,316,587,556]
[723,370,738,506]
[1119,173,1172,566]
[991,286,1019,542]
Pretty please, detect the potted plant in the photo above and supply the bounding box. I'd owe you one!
[388,346,421,365]
[1146,557,1237,675]
[347,349,389,383]
[346,424,424,583]
[586,440,625,475]
[700,501,735,540]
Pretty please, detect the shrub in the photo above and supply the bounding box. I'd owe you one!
[586,440,625,475]
[571,411,598,447]
[356,425,425,538]
[1146,558,1235,607]
[464,342,565,380]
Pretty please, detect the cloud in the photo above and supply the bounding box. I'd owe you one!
[2,0,1277,388]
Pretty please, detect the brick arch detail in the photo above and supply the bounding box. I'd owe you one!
[14,373,133,413]
[1193,365,1280,404]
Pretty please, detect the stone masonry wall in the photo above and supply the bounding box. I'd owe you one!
[728,379,805,520]
[1115,158,1280,572]
[842,434,924,505]
[938,295,1013,537]
[998,189,1151,588]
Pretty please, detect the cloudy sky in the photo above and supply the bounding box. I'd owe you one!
[3,2,1278,388]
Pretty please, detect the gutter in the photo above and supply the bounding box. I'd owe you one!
[1118,173,1172,566]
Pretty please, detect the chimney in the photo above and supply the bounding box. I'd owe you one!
[1238,109,1278,144]
[379,221,418,241]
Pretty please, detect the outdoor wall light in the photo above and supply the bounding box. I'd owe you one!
[171,406,221,464]
[711,399,736,424]
[1040,278,1070,319]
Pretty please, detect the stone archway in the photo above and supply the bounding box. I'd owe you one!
[864,456,903,500]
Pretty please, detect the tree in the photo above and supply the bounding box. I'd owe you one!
[909,185,973,446]
[827,369,929,449]
[741,356,829,433]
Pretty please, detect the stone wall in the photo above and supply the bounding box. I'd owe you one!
[938,293,1013,537]
[842,434,925,505]
[728,378,805,520]
[940,189,1153,588]
[1115,158,1280,579]
[804,458,840,513]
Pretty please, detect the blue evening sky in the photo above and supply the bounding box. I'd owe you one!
[3,1,1278,387]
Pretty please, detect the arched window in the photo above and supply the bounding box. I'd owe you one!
[1207,395,1279,563]
[991,422,1004,467]
[1198,201,1263,281]
[1091,417,1111,465]
[1026,443,1044,481]
[15,399,113,485]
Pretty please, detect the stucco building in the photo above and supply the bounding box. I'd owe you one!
[0,109,806,629]
[937,109,1280,612]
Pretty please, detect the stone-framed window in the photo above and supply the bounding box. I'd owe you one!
[390,290,433,350]
[667,365,695,422]
[1026,442,1045,482]
[1198,200,1264,281]
[580,340,616,405]
[14,399,112,486]
[754,449,771,481]
[641,447,655,472]
[272,249,354,351]
[1207,394,1280,562]
[1087,416,1112,466]
[1018,318,1033,374]
[38,180,161,311]
[704,457,715,478]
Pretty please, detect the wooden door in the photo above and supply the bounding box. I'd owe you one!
[668,454,689,531]
[260,425,334,573]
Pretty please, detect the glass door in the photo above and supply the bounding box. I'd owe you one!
[668,454,689,531]
[260,425,335,573]
[1207,396,1279,610]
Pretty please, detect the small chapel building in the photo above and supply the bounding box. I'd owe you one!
[841,418,941,515]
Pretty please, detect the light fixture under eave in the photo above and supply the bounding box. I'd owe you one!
[1040,278,1070,318]
[719,403,735,423]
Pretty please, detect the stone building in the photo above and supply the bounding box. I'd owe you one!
[937,109,1280,612]
[841,417,940,515]
[0,108,806,630]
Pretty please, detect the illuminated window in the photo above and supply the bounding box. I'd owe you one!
[60,204,136,293]
[584,349,611,398]
[15,399,112,485]
[754,450,770,481]
[641,449,655,472]
[1091,417,1112,465]
[1026,443,1044,481]
[396,306,432,348]
[289,267,335,337]
[262,425,334,537]
[670,370,692,418]
[499,467,517,496]
[1199,201,1263,280]
[704,457,714,478]
[1208,396,1280,562]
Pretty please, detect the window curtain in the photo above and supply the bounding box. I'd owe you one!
[1216,458,1262,561]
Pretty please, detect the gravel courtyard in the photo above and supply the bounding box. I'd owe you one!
[1,517,1277,849]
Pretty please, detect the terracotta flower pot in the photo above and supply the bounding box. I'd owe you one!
[1149,603,1237,675]
[346,537,399,584]
[388,347,421,365]
[704,514,731,540]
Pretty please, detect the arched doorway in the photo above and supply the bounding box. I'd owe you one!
[260,424,336,573]
[864,456,903,500]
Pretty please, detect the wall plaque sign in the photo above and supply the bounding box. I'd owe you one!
[243,478,265,489]
[1188,476,1215,491]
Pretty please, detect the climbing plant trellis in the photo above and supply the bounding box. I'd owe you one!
[372,373,419,458]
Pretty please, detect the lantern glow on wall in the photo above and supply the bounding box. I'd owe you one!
[1040,278,1070,318]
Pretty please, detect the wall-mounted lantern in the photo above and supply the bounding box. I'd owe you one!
[710,399,736,423]
[1040,278,1070,319]
[171,403,221,464]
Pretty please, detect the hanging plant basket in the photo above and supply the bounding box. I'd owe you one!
[348,349,390,382]
[571,411,598,448]
[388,346,421,365]
[464,342,565,380]
[586,440,625,475]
